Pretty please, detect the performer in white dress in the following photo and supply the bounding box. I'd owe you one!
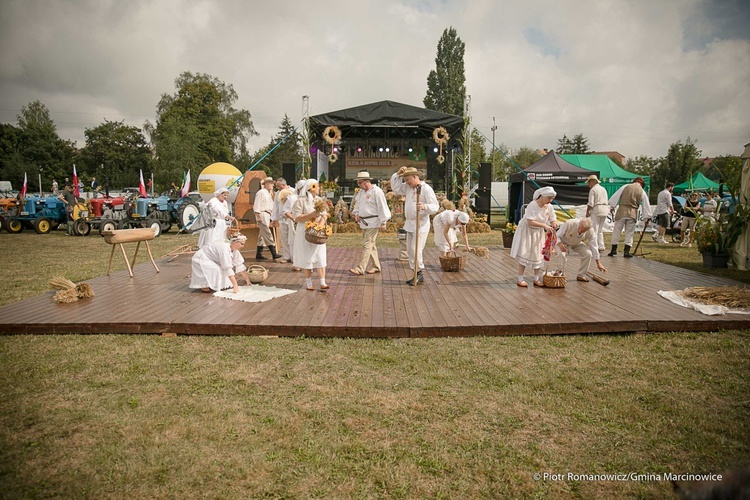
[510,186,558,287]
[293,179,329,291]
[390,166,439,285]
[197,187,234,249]
[190,234,251,293]
[433,207,471,256]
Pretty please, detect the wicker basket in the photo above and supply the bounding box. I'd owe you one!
[542,265,567,288]
[247,265,269,284]
[226,219,244,238]
[439,251,466,272]
[305,226,329,245]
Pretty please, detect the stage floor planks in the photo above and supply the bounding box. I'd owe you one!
[1,247,748,337]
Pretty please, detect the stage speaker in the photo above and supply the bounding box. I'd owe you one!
[282,163,296,184]
[476,162,492,225]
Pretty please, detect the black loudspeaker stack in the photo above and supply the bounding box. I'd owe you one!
[282,163,296,185]
[476,162,492,225]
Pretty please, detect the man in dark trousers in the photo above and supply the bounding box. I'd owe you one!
[58,184,78,235]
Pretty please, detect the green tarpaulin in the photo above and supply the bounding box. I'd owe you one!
[560,154,651,197]
[673,171,719,195]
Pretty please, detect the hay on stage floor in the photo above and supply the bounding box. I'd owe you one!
[658,286,750,316]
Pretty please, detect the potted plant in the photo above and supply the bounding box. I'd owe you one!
[692,206,748,268]
[502,222,517,248]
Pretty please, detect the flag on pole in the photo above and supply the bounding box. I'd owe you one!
[73,165,80,197]
[180,170,191,198]
[139,169,147,197]
[21,172,28,198]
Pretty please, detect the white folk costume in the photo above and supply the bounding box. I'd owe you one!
[555,219,600,279]
[275,187,296,262]
[292,182,326,270]
[433,209,469,253]
[390,171,438,270]
[608,180,652,251]
[190,241,247,291]
[510,189,557,269]
[586,178,609,251]
[352,181,391,274]
[254,183,276,250]
[197,189,230,249]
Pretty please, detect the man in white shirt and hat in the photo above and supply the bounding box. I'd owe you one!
[585,175,609,251]
[254,176,280,261]
[555,217,607,282]
[390,166,439,285]
[350,171,391,276]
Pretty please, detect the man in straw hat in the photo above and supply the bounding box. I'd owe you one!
[254,176,281,261]
[350,171,391,276]
[607,177,652,258]
[390,166,439,285]
[585,174,609,251]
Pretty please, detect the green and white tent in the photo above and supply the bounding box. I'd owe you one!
[560,154,650,197]
[673,171,720,195]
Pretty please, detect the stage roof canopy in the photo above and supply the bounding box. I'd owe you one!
[310,100,463,140]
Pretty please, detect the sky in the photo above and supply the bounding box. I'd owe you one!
[1,0,749,162]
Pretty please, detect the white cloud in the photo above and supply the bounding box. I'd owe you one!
[0,0,748,162]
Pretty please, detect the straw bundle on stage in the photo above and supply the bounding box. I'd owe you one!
[469,246,490,258]
[49,276,75,290]
[681,286,750,309]
[53,288,79,304]
[75,283,95,299]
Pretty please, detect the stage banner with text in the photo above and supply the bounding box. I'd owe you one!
[346,154,427,180]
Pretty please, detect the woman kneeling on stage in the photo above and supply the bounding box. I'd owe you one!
[190,234,251,294]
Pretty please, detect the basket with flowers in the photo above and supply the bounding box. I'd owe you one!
[502,222,517,248]
[305,198,333,244]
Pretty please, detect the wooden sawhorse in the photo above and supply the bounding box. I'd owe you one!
[103,228,160,278]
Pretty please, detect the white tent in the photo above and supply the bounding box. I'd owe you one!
[731,142,750,270]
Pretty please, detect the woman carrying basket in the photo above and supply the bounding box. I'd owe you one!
[510,186,558,288]
[292,179,329,291]
[433,203,472,257]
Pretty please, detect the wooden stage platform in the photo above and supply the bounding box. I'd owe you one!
[1,247,748,337]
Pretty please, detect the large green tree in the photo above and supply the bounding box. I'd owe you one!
[489,146,542,181]
[0,101,77,191]
[556,133,590,154]
[78,120,152,190]
[656,138,702,192]
[709,155,742,200]
[424,27,466,117]
[146,72,257,190]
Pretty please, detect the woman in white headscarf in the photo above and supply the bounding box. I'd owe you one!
[510,186,558,287]
[190,234,251,294]
[293,179,329,290]
[198,187,235,248]
[433,204,472,257]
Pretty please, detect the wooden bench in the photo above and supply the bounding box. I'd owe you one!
[102,228,160,278]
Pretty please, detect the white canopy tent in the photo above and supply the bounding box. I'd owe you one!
[731,142,750,270]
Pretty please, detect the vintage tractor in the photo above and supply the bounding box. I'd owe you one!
[89,194,200,237]
[2,195,91,235]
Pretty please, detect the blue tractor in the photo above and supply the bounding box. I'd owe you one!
[2,195,91,235]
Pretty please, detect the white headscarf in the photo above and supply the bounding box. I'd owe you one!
[295,179,307,194]
[457,211,470,225]
[214,187,229,197]
[299,179,318,198]
[533,186,556,200]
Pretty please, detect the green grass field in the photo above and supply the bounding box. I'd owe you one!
[1,229,748,498]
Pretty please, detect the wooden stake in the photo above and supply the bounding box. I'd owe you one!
[412,184,421,286]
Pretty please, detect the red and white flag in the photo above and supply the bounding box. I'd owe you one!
[73,165,80,197]
[139,169,147,197]
[180,170,191,198]
[20,172,28,198]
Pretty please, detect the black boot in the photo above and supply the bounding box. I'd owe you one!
[607,245,618,257]
[255,246,268,260]
[270,245,281,260]
[623,244,633,258]
[405,271,424,285]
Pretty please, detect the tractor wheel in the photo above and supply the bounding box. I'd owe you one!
[177,202,200,229]
[99,219,117,236]
[117,219,130,229]
[74,219,91,236]
[143,217,162,237]
[33,217,52,234]
[50,221,60,231]
[7,219,24,233]
[0,217,6,232]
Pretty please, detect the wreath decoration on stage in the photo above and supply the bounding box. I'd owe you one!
[323,125,342,145]
[433,126,450,164]
[408,148,426,162]
[328,153,338,164]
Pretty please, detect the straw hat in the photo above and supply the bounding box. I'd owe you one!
[398,167,424,178]
[586,175,600,184]
[355,171,373,181]
[262,177,274,185]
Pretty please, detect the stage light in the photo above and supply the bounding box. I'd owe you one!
[433,147,439,153]
[310,146,318,154]
[379,147,384,152]
[385,147,390,152]
[408,147,413,153]
[333,147,339,153]
[357,146,362,153]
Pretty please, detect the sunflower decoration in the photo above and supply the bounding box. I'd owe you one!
[323,125,342,145]
[433,126,450,164]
